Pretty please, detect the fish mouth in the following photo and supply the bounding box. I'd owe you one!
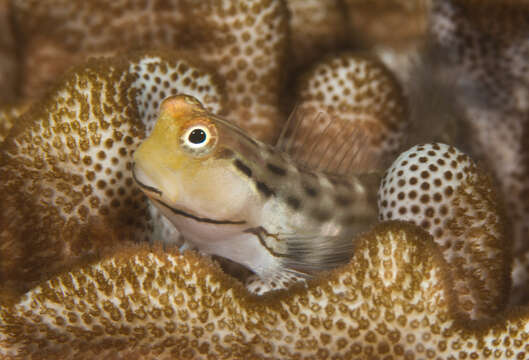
[132,163,246,226]
[153,199,247,225]
[132,163,163,196]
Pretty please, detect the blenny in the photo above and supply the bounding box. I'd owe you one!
[133,95,378,293]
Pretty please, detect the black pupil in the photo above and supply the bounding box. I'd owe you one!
[188,129,207,144]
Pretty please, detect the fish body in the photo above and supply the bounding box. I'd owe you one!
[133,95,378,290]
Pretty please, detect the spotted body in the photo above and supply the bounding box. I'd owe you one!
[133,95,378,293]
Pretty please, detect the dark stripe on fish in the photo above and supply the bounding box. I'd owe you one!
[155,199,247,225]
[234,159,252,178]
[286,196,301,210]
[267,163,287,176]
[256,181,275,198]
[244,227,286,258]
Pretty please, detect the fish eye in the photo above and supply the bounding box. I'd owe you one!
[188,128,207,145]
[180,122,218,155]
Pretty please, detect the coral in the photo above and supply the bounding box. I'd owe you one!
[0,52,225,295]
[344,0,428,49]
[0,0,16,104]
[427,0,529,304]
[510,120,529,304]
[0,0,528,358]
[378,143,510,319]
[283,54,408,173]
[9,0,289,142]
[285,0,347,71]
[3,221,529,360]
[0,102,29,143]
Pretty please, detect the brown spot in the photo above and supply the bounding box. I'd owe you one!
[233,159,252,178]
[428,164,438,172]
[303,186,318,197]
[267,163,287,176]
[256,181,275,198]
[286,196,301,210]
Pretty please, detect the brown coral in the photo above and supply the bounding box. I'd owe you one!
[427,0,529,305]
[0,52,225,296]
[0,0,528,358]
[286,0,347,71]
[0,0,16,104]
[0,102,29,143]
[2,221,529,359]
[282,54,408,174]
[9,0,289,142]
[378,143,510,319]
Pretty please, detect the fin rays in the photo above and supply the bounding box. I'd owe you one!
[276,107,368,177]
[278,232,356,274]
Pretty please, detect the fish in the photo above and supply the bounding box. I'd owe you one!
[132,95,378,293]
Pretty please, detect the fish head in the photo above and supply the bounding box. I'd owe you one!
[133,95,261,233]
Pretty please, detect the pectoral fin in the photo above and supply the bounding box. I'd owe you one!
[245,226,356,276]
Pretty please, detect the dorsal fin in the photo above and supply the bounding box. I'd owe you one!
[276,106,376,177]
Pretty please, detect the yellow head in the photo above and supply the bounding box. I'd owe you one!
[133,95,260,228]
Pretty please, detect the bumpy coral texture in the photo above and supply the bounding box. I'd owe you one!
[10,0,288,142]
[3,221,529,360]
[378,143,510,320]
[284,54,408,173]
[428,0,529,305]
[0,52,225,296]
[0,103,29,143]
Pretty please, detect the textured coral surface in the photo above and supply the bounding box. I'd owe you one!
[1,0,529,359]
[379,143,510,320]
[2,222,527,360]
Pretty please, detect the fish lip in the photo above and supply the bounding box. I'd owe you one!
[132,163,246,226]
[153,199,247,225]
[132,162,163,196]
